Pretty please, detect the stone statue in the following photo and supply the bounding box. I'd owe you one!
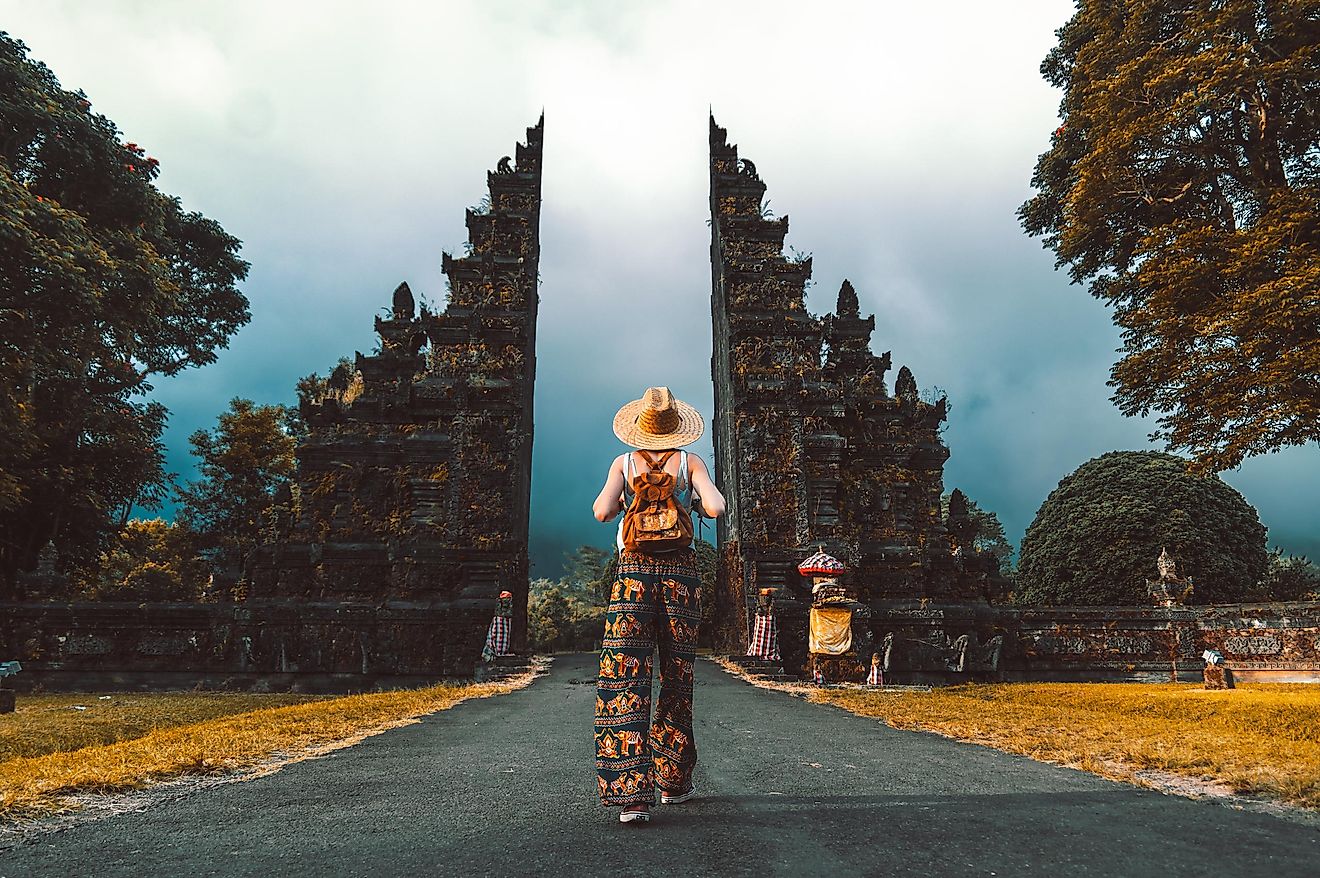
[1148,548,1194,607]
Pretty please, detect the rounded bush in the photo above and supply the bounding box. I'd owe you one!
[1016,451,1268,605]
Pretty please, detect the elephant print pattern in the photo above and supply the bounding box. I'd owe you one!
[595,548,701,806]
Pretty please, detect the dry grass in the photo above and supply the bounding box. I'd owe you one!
[0,674,534,820]
[1,692,328,762]
[813,682,1320,809]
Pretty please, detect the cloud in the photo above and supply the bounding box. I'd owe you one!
[5,0,1315,575]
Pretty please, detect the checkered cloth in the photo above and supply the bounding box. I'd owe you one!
[482,615,512,662]
[867,658,884,687]
[746,611,780,662]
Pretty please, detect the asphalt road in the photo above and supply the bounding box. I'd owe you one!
[2,653,1316,877]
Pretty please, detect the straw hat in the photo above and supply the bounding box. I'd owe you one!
[612,386,704,450]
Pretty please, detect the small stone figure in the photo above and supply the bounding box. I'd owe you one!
[0,661,20,714]
[481,590,515,663]
[747,587,781,662]
[867,652,884,688]
[1202,648,1233,690]
[1147,547,1194,607]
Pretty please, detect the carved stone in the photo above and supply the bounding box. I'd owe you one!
[707,116,1003,655]
[248,117,544,676]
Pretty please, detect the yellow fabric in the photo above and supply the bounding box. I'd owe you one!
[809,607,852,655]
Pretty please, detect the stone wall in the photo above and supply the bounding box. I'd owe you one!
[0,599,485,692]
[6,598,1315,691]
[770,598,1320,684]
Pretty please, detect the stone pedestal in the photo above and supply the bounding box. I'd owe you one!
[0,690,14,713]
[1203,664,1234,689]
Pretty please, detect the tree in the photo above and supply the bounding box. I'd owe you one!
[1256,547,1320,601]
[0,33,249,593]
[1019,2,1320,472]
[175,399,296,584]
[941,492,1015,573]
[1017,451,1268,605]
[87,517,208,602]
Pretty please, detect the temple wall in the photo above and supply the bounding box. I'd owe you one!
[0,600,489,692]
[5,599,1315,691]
[857,600,1320,684]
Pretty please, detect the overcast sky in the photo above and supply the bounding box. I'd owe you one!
[4,0,1316,577]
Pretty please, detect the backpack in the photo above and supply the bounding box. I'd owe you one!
[620,450,693,554]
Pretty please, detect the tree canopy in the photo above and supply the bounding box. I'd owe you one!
[1016,451,1269,605]
[1019,1,1320,472]
[941,491,1015,573]
[176,399,297,584]
[0,33,249,593]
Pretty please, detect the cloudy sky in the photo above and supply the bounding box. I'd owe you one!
[5,0,1316,577]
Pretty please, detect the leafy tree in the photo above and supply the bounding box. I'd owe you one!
[527,542,721,650]
[1019,2,1320,472]
[1017,451,1268,605]
[941,492,1015,573]
[87,518,208,602]
[1255,547,1320,601]
[176,399,296,584]
[0,33,249,593]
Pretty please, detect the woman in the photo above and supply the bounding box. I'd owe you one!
[592,386,726,825]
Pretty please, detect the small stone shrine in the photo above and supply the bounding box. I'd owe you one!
[1147,547,1194,608]
[801,550,872,683]
[248,116,544,675]
[707,116,1002,654]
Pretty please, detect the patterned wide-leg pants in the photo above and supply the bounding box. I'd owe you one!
[595,548,700,806]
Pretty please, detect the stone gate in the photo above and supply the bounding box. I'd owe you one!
[707,116,1001,654]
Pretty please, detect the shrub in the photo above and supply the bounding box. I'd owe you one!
[1017,451,1267,605]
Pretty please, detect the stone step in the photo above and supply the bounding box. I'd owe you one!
[474,656,532,683]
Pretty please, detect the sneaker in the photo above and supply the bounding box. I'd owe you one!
[619,805,651,824]
[660,786,696,804]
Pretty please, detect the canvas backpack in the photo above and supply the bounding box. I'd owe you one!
[620,450,693,554]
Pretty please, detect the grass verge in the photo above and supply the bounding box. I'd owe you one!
[811,682,1320,809]
[1,670,538,820]
[2,692,329,762]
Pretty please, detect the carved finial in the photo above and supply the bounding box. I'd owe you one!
[392,282,415,320]
[837,280,860,318]
[895,365,918,400]
[496,156,514,174]
[738,158,758,180]
[948,488,968,518]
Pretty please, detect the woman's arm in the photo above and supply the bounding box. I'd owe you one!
[688,454,726,518]
[593,454,627,522]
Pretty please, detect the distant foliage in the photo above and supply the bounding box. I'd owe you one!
[1256,548,1320,602]
[941,492,1014,573]
[0,33,249,594]
[176,399,297,586]
[527,541,718,650]
[1020,2,1320,472]
[527,546,611,652]
[86,518,209,602]
[1017,451,1268,605]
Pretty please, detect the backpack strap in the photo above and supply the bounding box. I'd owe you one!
[637,449,675,471]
